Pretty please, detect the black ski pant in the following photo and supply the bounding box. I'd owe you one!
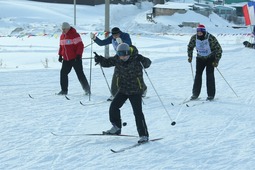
[109,92,149,137]
[111,68,118,97]
[60,59,90,93]
[192,57,215,98]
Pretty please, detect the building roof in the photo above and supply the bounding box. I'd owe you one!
[154,2,193,10]
[214,5,236,10]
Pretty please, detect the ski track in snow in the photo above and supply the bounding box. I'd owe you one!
[1,36,255,169]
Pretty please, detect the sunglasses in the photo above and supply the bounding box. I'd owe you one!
[62,28,69,31]
[117,50,129,56]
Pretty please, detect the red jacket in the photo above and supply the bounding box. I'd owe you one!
[58,27,84,61]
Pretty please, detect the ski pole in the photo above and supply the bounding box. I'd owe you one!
[190,62,195,81]
[82,57,94,60]
[140,62,176,126]
[216,67,238,97]
[88,39,93,101]
[84,42,94,49]
[93,52,112,96]
[99,65,112,96]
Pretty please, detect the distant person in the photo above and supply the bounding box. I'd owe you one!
[94,43,151,143]
[187,24,222,101]
[90,27,147,101]
[253,25,255,42]
[243,41,255,48]
[57,22,90,95]
[243,26,255,49]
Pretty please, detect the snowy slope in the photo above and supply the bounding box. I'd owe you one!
[0,0,255,170]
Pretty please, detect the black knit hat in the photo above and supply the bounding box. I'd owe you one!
[111,27,121,34]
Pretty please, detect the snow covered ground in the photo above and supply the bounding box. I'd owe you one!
[0,0,255,169]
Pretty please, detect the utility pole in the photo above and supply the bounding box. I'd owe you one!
[74,0,76,26]
[105,0,110,58]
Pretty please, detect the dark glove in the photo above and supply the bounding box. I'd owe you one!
[243,41,249,47]
[58,55,63,63]
[136,55,143,62]
[75,55,81,61]
[93,52,103,65]
[212,60,219,67]
[188,57,192,63]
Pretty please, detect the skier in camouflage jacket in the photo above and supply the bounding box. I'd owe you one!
[94,43,151,141]
[187,24,222,101]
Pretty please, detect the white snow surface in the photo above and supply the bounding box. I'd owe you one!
[0,0,255,170]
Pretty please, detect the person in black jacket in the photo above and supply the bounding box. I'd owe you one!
[90,27,132,101]
[94,43,151,144]
[242,26,255,49]
[243,41,255,48]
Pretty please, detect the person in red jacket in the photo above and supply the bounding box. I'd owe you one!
[57,22,90,95]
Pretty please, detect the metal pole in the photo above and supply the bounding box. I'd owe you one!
[84,42,94,49]
[216,67,238,98]
[105,0,110,58]
[93,52,112,95]
[140,62,176,126]
[190,63,195,81]
[100,65,112,95]
[89,39,93,101]
[74,0,76,26]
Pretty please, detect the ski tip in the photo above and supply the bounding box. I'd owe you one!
[150,137,164,142]
[28,94,34,99]
[110,149,118,153]
[80,101,85,106]
[65,95,70,100]
[51,132,57,136]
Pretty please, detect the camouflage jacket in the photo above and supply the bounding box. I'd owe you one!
[99,47,151,95]
[187,32,222,61]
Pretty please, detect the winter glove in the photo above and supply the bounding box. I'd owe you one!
[212,61,218,67]
[90,32,96,40]
[243,41,249,47]
[93,52,103,65]
[75,55,81,61]
[188,57,192,63]
[58,55,63,63]
[116,37,123,44]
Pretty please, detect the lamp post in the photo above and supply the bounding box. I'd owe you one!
[105,0,110,58]
[74,0,76,26]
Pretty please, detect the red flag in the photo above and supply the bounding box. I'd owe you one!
[243,5,251,25]
[243,2,255,26]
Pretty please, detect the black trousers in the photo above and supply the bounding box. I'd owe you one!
[111,68,118,96]
[60,59,90,93]
[192,57,215,97]
[109,92,149,137]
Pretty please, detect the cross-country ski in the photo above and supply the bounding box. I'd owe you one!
[51,132,137,137]
[110,138,163,153]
